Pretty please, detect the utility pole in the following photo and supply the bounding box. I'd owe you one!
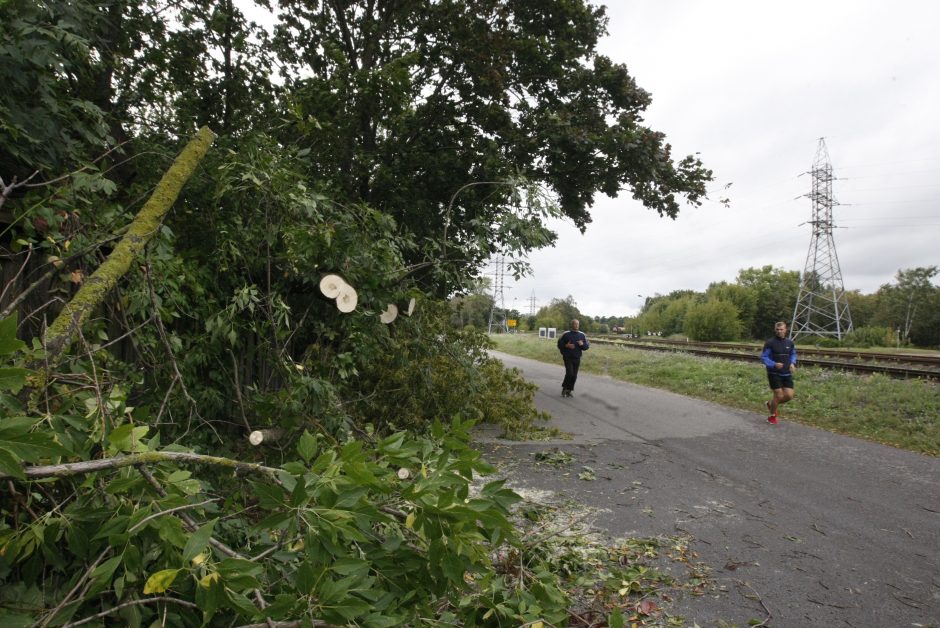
[487,255,509,334]
[791,138,853,341]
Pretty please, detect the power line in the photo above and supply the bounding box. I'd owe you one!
[836,157,940,170]
[838,167,940,179]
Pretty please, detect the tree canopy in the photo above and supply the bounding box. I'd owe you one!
[269,0,711,293]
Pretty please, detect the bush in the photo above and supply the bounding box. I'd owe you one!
[354,301,551,438]
[843,326,894,348]
[683,300,742,341]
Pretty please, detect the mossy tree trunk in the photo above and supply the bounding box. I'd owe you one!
[42,126,216,366]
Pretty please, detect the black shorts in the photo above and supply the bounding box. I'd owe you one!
[767,372,794,390]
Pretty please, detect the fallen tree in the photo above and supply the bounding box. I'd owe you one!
[41,126,215,367]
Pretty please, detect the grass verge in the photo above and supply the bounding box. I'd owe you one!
[490,334,940,456]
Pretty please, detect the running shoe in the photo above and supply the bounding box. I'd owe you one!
[767,415,778,425]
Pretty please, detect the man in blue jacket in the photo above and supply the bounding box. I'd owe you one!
[761,321,797,424]
[557,319,589,397]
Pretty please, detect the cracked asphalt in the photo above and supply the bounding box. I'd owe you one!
[476,351,940,627]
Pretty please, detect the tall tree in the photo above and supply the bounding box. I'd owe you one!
[872,267,939,343]
[894,266,938,342]
[271,0,713,294]
[683,298,742,341]
[535,295,584,331]
[707,280,757,337]
[735,266,800,339]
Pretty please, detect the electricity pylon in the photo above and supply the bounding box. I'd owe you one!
[791,138,853,340]
[487,255,509,333]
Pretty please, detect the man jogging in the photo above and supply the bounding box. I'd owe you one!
[557,319,589,397]
[761,321,797,424]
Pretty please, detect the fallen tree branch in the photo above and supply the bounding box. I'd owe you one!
[135,466,273,618]
[61,596,199,628]
[40,126,215,368]
[0,450,281,481]
[39,545,113,628]
[249,428,286,446]
[0,171,39,212]
[135,466,242,560]
[127,498,218,534]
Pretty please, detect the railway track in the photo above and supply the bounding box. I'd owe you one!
[591,336,940,381]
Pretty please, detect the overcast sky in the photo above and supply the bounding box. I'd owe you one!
[504,0,940,318]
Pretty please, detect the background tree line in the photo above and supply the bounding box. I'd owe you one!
[0,1,713,625]
[457,265,940,347]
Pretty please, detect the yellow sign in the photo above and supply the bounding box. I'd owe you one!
[507,319,517,328]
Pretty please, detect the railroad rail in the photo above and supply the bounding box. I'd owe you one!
[591,336,940,381]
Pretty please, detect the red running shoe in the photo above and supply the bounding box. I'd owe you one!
[767,415,778,425]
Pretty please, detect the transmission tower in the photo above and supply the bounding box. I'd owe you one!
[487,256,509,333]
[528,290,537,317]
[791,138,853,340]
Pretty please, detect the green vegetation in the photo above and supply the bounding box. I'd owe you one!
[0,1,715,625]
[471,265,940,347]
[490,334,940,456]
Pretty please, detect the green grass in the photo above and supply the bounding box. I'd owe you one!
[490,333,940,457]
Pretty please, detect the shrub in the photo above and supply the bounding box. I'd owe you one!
[843,326,894,348]
[683,300,742,341]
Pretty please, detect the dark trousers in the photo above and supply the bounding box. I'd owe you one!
[562,357,581,391]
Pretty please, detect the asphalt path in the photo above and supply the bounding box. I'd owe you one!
[478,351,940,627]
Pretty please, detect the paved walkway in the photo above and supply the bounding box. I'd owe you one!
[478,352,940,627]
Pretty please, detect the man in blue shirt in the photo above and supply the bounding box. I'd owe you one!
[761,321,797,424]
[557,319,589,397]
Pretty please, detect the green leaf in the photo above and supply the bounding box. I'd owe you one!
[225,589,260,618]
[0,448,24,479]
[143,568,181,594]
[343,461,378,486]
[108,424,149,452]
[216,558,263,591]
[183,518,217,564]
[249,481,285,509]
[153,517,188,548]
[330,597,372,621]
[0,431,71,463]
[331,557,369,577]
[252,510,293,532]
[0,612,33,627]
[0,315,27,355]
[297,430,318,462]
[608,607,625,628]
[196,572,226,619]
[290,479,309,508]
[91,555,123,588]
[0,417,35,437]
[217,558,264,578]
[0,367,29,393]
